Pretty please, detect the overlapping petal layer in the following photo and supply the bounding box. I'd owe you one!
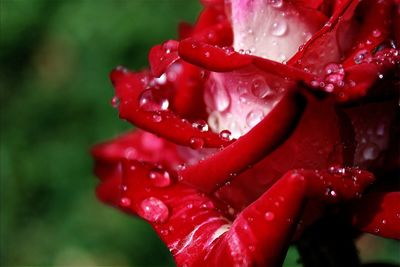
[93,0,400,266]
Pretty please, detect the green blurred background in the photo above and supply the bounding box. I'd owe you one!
[0,0,398,266]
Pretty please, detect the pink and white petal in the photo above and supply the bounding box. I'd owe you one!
[229,0,325,63]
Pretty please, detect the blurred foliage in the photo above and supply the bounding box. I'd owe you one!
[0,0,398,266]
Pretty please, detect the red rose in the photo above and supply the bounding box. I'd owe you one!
[92,0,400,266]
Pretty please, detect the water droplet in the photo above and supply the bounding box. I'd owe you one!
[354,50,367,64]
[376,123,385,136]
[248,245,256,252]
[124,147,137,160]
[228,207,235,215]
[270,21,287,37]
[264,211,275,221]
[149,169,171,187]
[200,201,214,210]
[325,187,338,198]
[251,77,271,98]
[267,0,283,8]
[302,31,312,42]
[206,79,231,112]
[189,137,204,150]
[111,96,120,108]
[139,89,169,111]
[328,166,346,175]
[207,111,221,132]
[310,80,320,88]
[138,197,169,223]
[372,29,381,38]
[381,219,387,224]
[222,46,235,55]
[246,109,264,128]
[120,197,131,207]
[204,51,211,58]
[363,143,380,160]
[192,120,209,132]
[324,83,334,92]
[152,113,162,123]
[160,229,169,236]
[219,130,232,141]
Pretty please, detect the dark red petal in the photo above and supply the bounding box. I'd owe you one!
[204,168,372,266]
[288,0,359,70]
[180,91,304,193]
[96,159,233,267]
[301,167,375,202]
[149,40,180,77]
[179,38,314,84]
[350,192,400,239]
[172,62,208,120]
[335,49,400,102]
[205,172,307,266]
[252,56,315,84]
[179,38,252,72]
[215,96,347,210]
[342,0,393,68]
[192,4,226,34]
[111,68,232,148]
[178,22,193,40]
[91,130,184,168]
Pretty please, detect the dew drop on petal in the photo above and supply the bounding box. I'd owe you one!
[152,113,162,123]
[215,89,230,112]
[251,77,271,98]
[189,137,204,150]
[264,211,275,221]
[372,29,381,38]
[324,83,334,92]
[362,143,380,160]
[192,120,209,132]
[111,96,120,108]
[139,89,169,111]
[138,197,169,223]
[120,197,131,207]
[149,169,171,187]
[325,187,337,198]
[270,21,287,37]
[354,50,367,64]
[219,130,232,141]
[266,0,283,8]
[246,109,264,128]
[208,112,221,132]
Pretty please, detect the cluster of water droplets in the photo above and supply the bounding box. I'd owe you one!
[204,71,286,139]
[231,0,316,63]
[354,118,390,167]
[310,62,346,93]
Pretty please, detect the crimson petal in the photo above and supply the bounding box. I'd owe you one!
[111,68,233,148]
[180,91,304,193]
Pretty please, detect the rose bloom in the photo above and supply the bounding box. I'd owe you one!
[92,0,400,266]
